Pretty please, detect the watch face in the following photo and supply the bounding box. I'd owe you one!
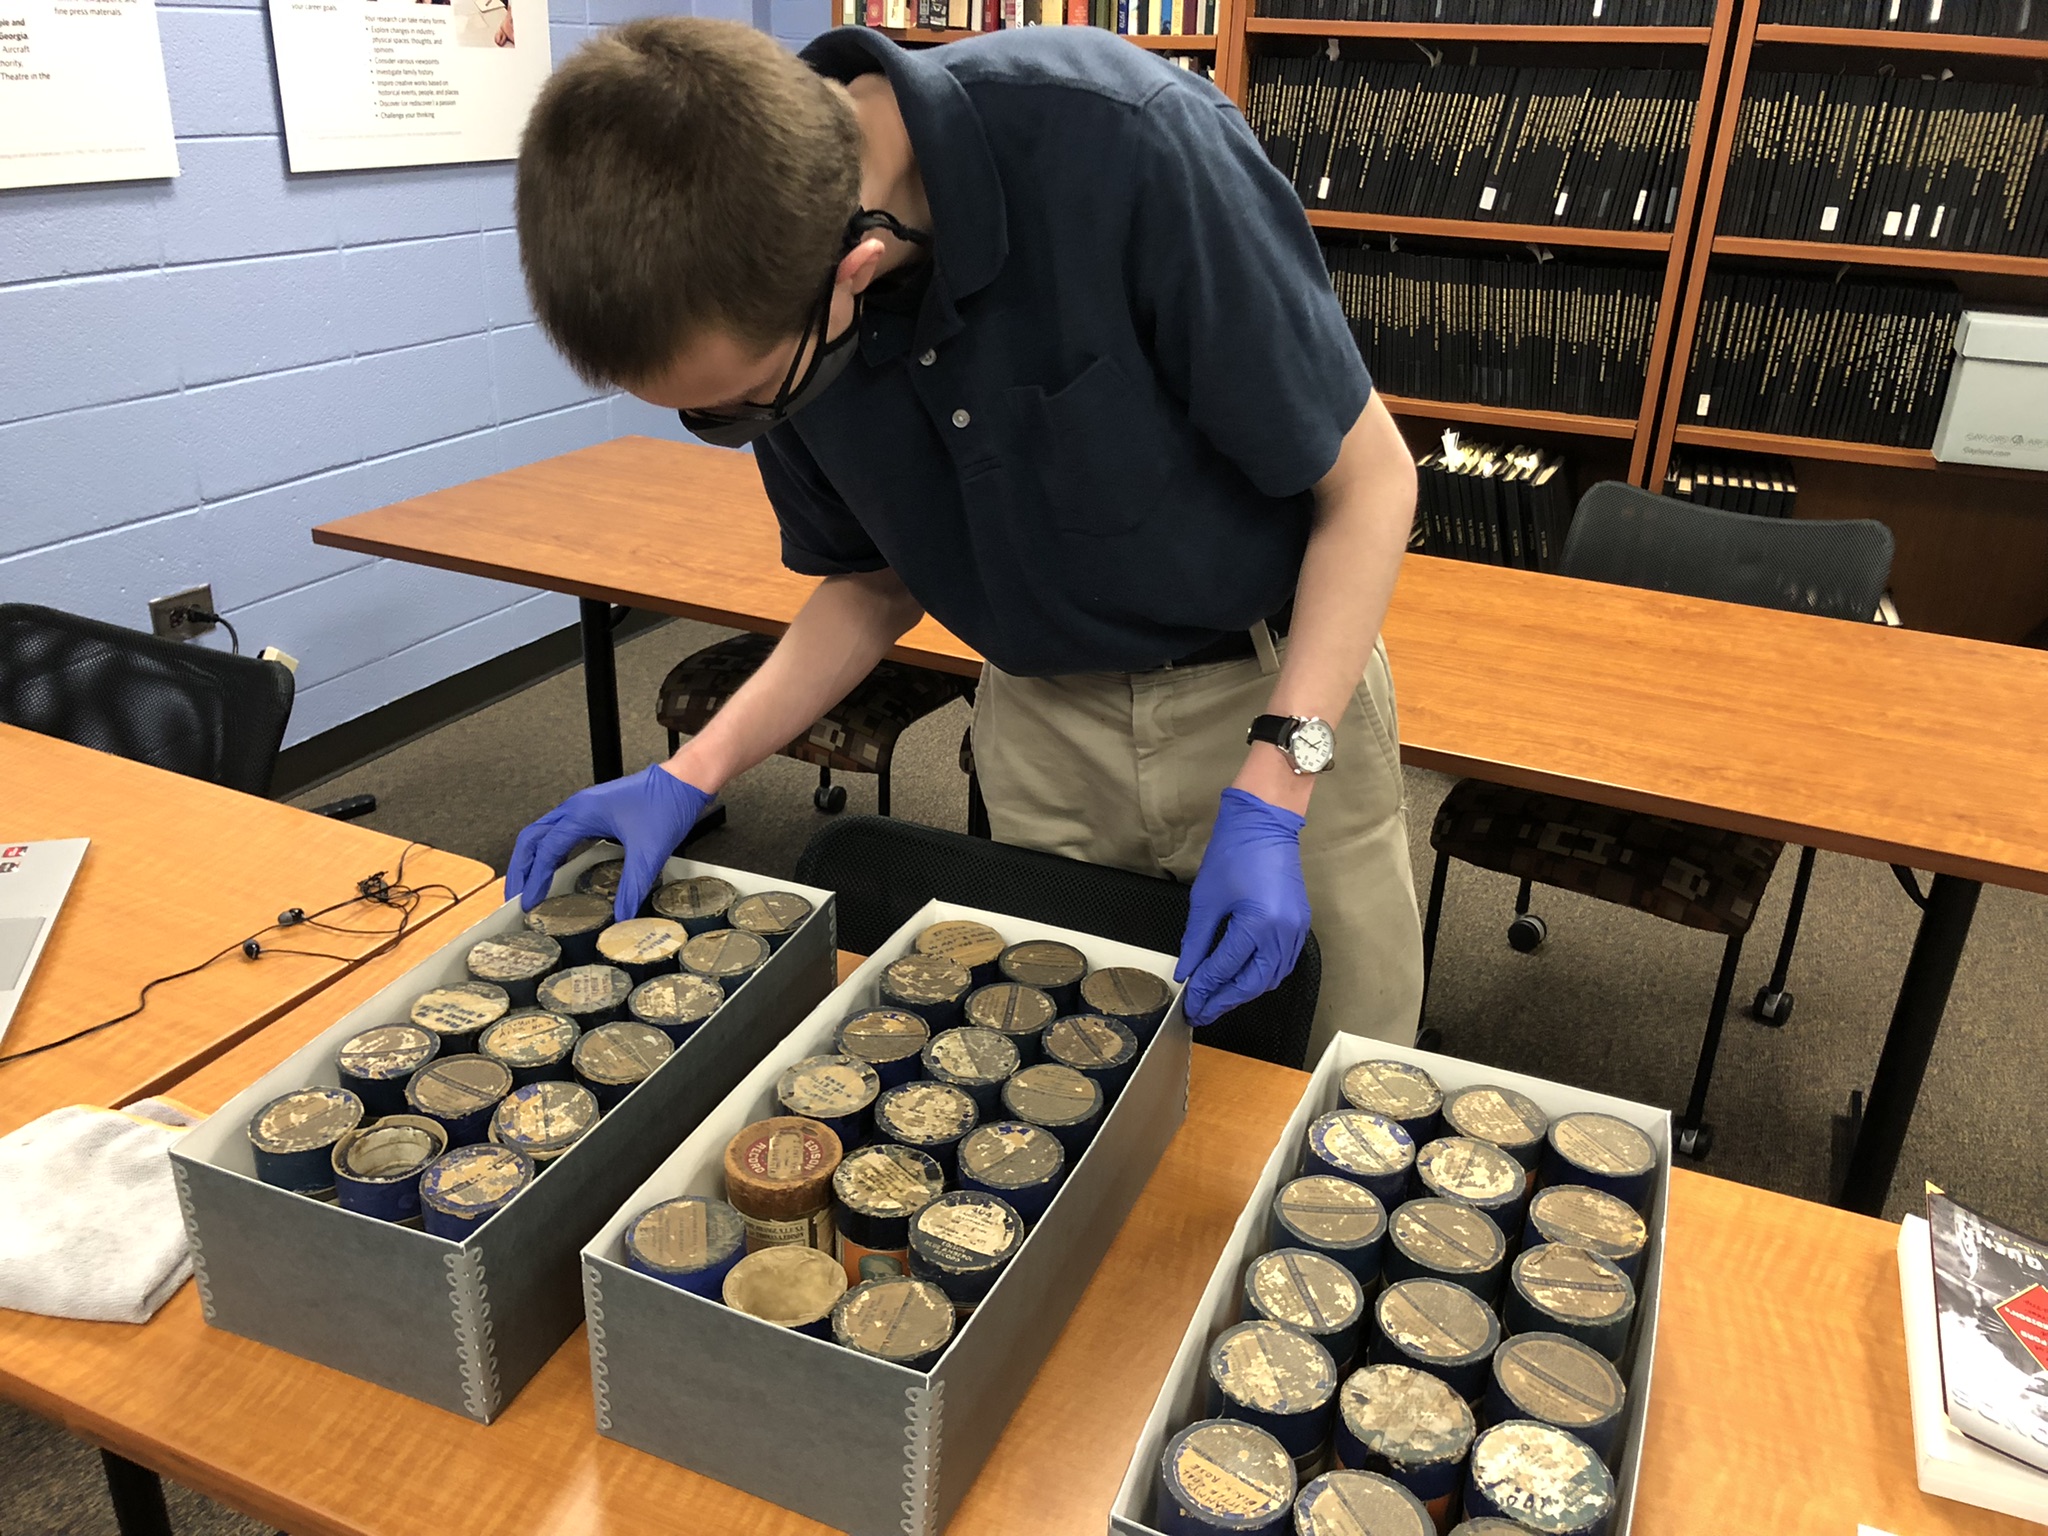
[1290,718,1336,774]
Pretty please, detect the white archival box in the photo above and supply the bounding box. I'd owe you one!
[1108,1031,1672,1536]
[0,838,89,1047]
[1932,310,2048,471]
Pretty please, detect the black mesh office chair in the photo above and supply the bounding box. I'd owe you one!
[1421,485,1895,1158]
[796,816,1323,1070]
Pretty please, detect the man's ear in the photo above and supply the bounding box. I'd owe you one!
[836,235,888,297]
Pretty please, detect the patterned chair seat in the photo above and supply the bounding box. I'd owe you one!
[1430,778,1783,938]
[658,632,972,776]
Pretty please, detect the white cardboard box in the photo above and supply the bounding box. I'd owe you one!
[1108,1032,1671,1535]
[1932,310,2048,470]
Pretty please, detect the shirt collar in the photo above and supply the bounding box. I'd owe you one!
[802,28,1008,360]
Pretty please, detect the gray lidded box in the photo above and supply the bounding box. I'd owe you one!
[582,899,1191,1536]
[169,845,835,1424]
[1107,1033,1671,1536]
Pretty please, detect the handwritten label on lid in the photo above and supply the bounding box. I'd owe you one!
[912,1194,1020,1267]
[915,919,1005,969]
[597,918,688,965]
[1170,1424,1291,1519]
[1469,1421,1613,1529]
[629,972,723,1024]
[410,983,509,1035]
[539,966,631,1013]
[780,1055,880,1117]
[468,930,558,980]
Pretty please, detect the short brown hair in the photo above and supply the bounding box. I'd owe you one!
[516,18,861,387]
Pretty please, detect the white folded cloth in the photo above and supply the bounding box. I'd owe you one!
[0,1098,203,1324]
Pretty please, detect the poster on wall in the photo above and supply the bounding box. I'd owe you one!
[0,0,178,190]
[266,0,551,173]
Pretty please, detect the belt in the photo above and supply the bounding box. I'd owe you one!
[1162,601,1294,670]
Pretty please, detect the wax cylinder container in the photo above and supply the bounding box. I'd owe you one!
[963,982,1058,1065]
[1341,1061,1445,1146]
[404,1055,513,1147]
[1043,1014,1141,1105]
[1156,1419,1296,1536]
[331,1115,446,1225]
[725,1115,843,1252]
[477,1010,580,1087]
[627,971,725,1046]
[1385,1198,1508,1304]
[1522,1185,1649,1283]
[1332,1363,1476,1528]
[595,917,690,986]
[1368,1279,1501,1402]
[729,890,814,949]
[1485,1332,1627,1464]
[1503,1245,1636,1364]
[778,1054,883,1152]
[957,1121,1065,1225]
[722,1245,846,1339]
[914,919,1007,988]
[1272,1176,1387,1286]
[833,1142,945,1285]
[1415,1137,1529,1230]
[920,1026,1021,1119]
[1448,1523,1532,1536]
[1079,965,1174,1044]
[625,1195,748,1299]
[575,857,629,909]
[879,954,973,1032]
[419,1144,533,1239]
[832,1276,956,1371]
[1542,1113,1657,1211]
[1244,1249,1366,1371]
[1463,1422,1614,1535]
[1293,1469,1434,1536]
[572,1021,674,1111]
[1000,1063,1103,1160]
[907,1191,1023,1316]
[248,1087,364,1196]
[996,939,1087,1016]
[679,928,771,996]
[1304,1110,1415,1209]
[489,1081,600,1165]
[536,964,631,1030]
[523,892,612,967]
[465,930,561,1008]
[835,1009,932,1090]
[873,1080,978,1181]
[1442,1086,1549,1193]
[1206,1319,1339,1463]
[408,981,510,1056]
[335,1025,438,1118]
[650,874,738,936]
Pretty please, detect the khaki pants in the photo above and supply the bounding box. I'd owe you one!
[970,638,1423,1059]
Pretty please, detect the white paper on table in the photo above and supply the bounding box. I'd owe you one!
[0,0,176,190]
[0,838,89,1047]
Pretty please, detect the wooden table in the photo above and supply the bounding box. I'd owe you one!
[0,724,495,1139]
[0,1015,2024,1536]
[314,435,2048,1217]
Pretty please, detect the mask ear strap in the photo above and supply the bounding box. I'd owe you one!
[847,207,932,248]
[770,269,841,412]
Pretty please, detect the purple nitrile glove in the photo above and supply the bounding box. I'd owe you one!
[504,764,715,921]
[1175,787,1312,1027]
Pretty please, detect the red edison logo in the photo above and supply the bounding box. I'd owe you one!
[0,845,26,874]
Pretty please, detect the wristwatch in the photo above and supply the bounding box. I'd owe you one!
[1247,714,1337,775]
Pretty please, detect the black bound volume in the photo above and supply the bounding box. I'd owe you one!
[1722,71,2048,254]
[1257,0,1716,21]
[1758,0,2048,37]
[1663,450,1800,516]
[1247,58,1704,230]
[1680,272,1962,446]
[1412,438,1576,571]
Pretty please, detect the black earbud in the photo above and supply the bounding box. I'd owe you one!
[242,939,263,960]
[278,907,305,926]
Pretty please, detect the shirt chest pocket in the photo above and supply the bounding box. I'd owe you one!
[1003,355,1175,540]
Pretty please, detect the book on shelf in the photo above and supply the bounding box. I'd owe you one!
[857,0,1217,31]
[1245,58,1702,231]
[1928,1185,2048,1477]
[1682,270,1961,447]
[1759,0,2048,37]
[1328,244,1660,416]
[1413,435,1576,570]
[1722,71,2048,255]
[1254,0,1715,21]
[1663,449,1799,515]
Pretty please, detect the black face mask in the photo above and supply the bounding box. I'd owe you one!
[678,209,931,449]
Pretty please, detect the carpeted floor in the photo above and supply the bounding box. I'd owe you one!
[8,613,2043,1533]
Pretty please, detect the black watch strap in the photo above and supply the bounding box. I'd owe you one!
[1247,714,1295,747]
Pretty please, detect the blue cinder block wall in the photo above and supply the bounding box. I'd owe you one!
[0,0,828,747]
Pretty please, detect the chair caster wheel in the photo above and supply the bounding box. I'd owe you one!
[1751,987,1795,1026]
[1507,913,1547,954]
[1676,1123,1714,1160]
[1414,1026,1443,1053]
[813,784,848,814]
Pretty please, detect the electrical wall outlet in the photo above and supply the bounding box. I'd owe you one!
[149,585,216,642]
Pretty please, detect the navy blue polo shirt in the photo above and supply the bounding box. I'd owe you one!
[755,26,1372,678]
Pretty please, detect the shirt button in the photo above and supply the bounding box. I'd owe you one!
[951,409,971,429]
[919,349,937,367]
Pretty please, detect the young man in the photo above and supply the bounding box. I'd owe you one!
[507,17,1421,1053]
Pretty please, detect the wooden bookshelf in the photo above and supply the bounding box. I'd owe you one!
[1309,209,1672,251]
[1243,17,1713,42]
[874,24,1215,47]
[1672,425,1939,471]
[1712,236,2048,278]
[1383,394,1640,440]
[1753,22,2048,57]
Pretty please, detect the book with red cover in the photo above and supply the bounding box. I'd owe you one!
[1930,1184,2048,1476]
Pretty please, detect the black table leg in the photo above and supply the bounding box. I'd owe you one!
[579,598,625,785]
[1837,872,1982,1217]
[100,1450,173,1536]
